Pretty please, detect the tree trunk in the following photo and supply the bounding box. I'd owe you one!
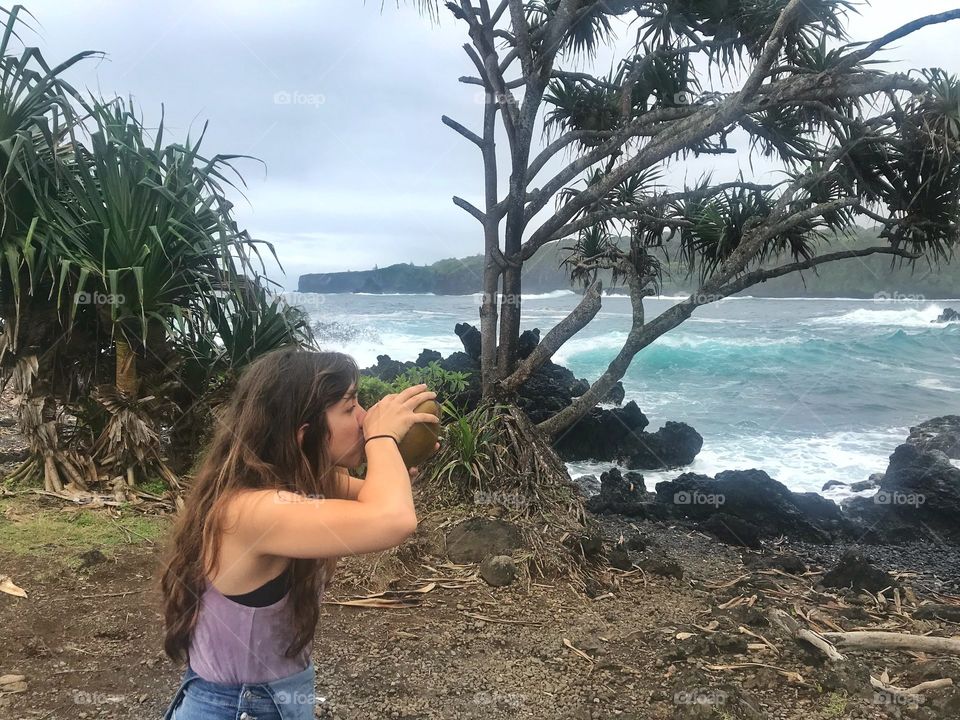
[479,258,500,399]
[496,264,522,378]
[115,335,138,399]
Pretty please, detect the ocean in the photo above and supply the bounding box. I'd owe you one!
[287,291,960,502]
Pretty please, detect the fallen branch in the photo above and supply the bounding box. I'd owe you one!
[824,631,960,655]
[869,674,954,705]
[768,608,845,661]
[463,611,542,626]
[704,662,806,684]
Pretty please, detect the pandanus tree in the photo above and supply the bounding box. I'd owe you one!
[410,0,960,443]
[0,5,313,492]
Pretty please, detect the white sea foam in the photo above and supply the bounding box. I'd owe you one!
[916,377,960,393]
[806,305,946,328]
[568,427,907,498]
[470,289,578,301]
[322,332,462,367]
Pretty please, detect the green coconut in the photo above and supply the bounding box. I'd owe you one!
[397,399,441,467]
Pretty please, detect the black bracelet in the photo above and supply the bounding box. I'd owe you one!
[364,434,399,446]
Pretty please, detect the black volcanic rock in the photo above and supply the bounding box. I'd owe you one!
[552,401,649,461]
[935,307,959,323]
[701,513,761,549]
[906,415,960,458]
[653,469,843,543]
[585,468,657,517]
[820,550,898,593]
[416,349,442,367]
[518,328,540,359]
[454,322,482,360]
[624,421,703,470]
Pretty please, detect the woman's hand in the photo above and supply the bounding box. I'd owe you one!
[362,384,439,443]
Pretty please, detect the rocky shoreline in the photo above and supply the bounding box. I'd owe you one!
[361,322,960,559]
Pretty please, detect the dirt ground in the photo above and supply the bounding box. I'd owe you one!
[2,491,960,720]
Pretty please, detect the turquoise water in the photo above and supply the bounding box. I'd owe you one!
[288,291,960,499]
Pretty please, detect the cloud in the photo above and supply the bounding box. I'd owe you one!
[18,0,960,289]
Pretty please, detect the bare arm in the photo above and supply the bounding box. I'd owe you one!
[227,385,439,560]
[336,467,365,501]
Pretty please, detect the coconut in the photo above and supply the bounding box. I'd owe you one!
[398,399,441,467]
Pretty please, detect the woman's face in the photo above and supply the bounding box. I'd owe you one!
[320,383,366,468]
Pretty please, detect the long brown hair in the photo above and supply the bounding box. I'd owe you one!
[158,347,359,664]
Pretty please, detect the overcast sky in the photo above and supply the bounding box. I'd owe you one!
[18,0,960,289]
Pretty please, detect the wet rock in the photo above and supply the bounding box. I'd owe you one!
[368,354,411,382]
[906,415,960,458]
[479,555,517,586]
[552,402,649,461]
[846,443,960,543]
[849,478,879,493]
[822,480,847,491]
[601,382,625,405]
[819,550,898,593]
[934,307,960,323]
[624,421,703,470]
[517,328,540,359]
[445,518,525,563]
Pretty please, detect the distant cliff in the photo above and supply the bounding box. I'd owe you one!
[298,230,960,298]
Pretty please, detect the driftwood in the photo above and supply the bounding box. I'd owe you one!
[870,673,954,705]
[768,608,845,661]
[824,631,960,655]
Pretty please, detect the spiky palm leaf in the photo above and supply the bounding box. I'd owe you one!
[527,0,616,60]
[0,5,97,357]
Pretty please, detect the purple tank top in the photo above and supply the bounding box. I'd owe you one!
[188,578,323,685]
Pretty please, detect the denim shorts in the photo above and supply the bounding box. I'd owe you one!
[162,661,317,720]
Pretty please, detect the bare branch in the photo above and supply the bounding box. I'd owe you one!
[731,0,807,108]
[718,246,923,296]
[442,115,484,147]
[498,281,603,393]
[537,269,658,440]
[453,196,486,223]
[766,197,860,237]
[836,9,960,71]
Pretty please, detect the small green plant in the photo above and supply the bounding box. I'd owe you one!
[433,401,505,488]
[357,374,395,408]
[358,361,471,409]
[392,361,470,399]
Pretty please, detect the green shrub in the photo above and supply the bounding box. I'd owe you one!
[359,361,471,409]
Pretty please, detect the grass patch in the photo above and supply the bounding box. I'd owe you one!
[824,692,848,718]
[0,497,170,567]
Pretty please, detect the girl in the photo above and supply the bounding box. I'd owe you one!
[158,347,439,720]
